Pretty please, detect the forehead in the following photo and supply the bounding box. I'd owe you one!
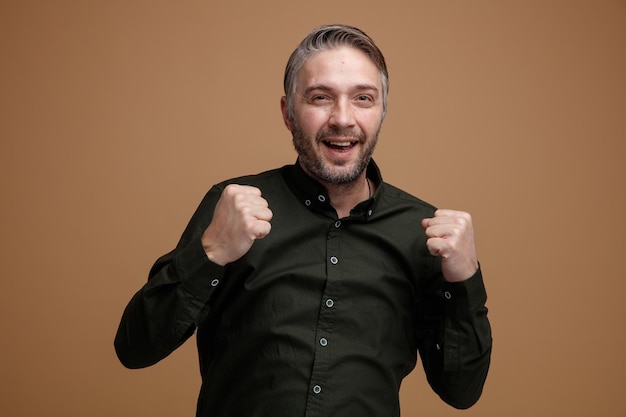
[296,46,382,91]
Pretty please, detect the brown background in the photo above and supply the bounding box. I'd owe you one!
[1,1,625,416]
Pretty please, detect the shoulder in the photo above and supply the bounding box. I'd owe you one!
[195,166,289,211]
[212,166,289,190]
[378,182,437,214]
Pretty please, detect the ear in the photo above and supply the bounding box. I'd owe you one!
[280,96,293,131]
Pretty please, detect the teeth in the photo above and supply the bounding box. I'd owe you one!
[329,141,352,147]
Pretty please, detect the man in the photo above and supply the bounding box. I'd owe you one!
[115,24,492,416]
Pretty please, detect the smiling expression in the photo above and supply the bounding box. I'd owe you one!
[281,46,385,185]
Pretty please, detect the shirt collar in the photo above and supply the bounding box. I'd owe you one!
[282,159,383,220]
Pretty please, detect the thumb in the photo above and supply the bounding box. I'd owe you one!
[251,219,272,240]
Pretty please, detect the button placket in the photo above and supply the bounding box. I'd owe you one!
[305,219,342,414]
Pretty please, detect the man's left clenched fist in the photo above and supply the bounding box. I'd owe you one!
[421,209,479,283]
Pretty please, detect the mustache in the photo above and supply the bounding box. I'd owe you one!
[316,129,365,142]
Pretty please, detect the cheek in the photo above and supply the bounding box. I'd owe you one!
[296,110,328,134]
[357,112,384,135]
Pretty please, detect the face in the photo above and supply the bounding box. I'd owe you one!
[281,46,385,185]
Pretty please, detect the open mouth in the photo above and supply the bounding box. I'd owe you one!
[322,140,358,152]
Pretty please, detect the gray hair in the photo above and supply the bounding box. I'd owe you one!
[283,24,389,121]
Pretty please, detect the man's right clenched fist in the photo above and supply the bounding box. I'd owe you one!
[201,184,273,266]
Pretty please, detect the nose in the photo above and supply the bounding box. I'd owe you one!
[329,98,355,129]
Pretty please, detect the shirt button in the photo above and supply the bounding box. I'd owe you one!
[304,199,311,206]
[326,299,334,308]
[330,256,338,265]
[318,195,326,202]
[211,279,220,287]
[444,291,452,299]
[367,209,373,216]
[320,337,328,347]
[313,385,322,394]
[334,220,341,228]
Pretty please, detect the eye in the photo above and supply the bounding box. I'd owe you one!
[306,94,332,106]
[355,95,375,106]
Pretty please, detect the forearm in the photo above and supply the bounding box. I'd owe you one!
[114,238,224,368]
[419,268,492,409]
[114,277,197,369]
[114,187,225,368]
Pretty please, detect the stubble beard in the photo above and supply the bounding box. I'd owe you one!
[291,122,380,185]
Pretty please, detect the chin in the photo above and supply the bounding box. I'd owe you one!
[320,165,364,184]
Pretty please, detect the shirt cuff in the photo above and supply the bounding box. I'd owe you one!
[441,266,487,318]
[172,236,226,300]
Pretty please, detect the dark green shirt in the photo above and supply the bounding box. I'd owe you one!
[115,160,492,416]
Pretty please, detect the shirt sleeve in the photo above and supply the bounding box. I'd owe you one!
[114,186,225,369]
[416,266,492,409]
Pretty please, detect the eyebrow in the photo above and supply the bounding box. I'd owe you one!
[302,84,380,96]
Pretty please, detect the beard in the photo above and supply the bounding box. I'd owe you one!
[291,122,380,185]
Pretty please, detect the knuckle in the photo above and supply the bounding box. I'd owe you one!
[243,217,257,231]
[233,193,250,209]
[223,184,239,194]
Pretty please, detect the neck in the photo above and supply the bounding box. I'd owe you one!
[324,174,372,218]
